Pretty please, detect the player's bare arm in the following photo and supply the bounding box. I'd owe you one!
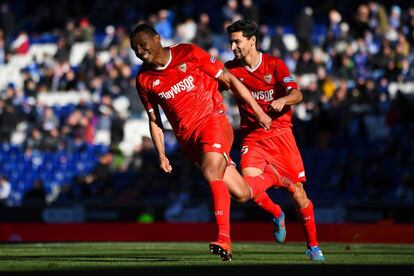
[148,107,172,173]
[269,88,303,112]
[218,68,272,130]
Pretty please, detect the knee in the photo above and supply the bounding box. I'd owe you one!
[231,189,251,203]
[290,183,308,205]
[236,192,251,203]
[202,165,222,182]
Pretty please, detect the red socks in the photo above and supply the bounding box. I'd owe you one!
[297,200,319,247]
[253,192,283,218]
[209,180,231,243]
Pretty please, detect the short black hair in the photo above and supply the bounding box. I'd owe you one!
[226,19,259,42]
[129,23,159,50]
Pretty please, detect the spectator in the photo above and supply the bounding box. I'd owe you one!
[24,127,44,151]
[0,176,11,206]
[270,26,288,58]
[100,25,117,49]
[23,179,46,205]
[74,151,114,197]
[39,107,59,132]
[221,0,240,22]
[0,3,16,45]
[295,6,314,52]
[176,18,197,43]
[368,1,389,35]
[389,5,401,30]
[62,20,76,49]
[240,0,260,23]
[193,13,214,50]
[0,102,20,142]
[9,31,30,55]
[77,18,95,42]
[0,29,6,65]
[352,4,372,39]
[154,9,174,40]
[54,37,71,63]
[41,127,62,152]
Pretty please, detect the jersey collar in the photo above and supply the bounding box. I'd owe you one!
[244,52,262,73]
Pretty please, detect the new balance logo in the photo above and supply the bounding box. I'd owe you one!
[298,171,305,178]
[212,143,222,149]
[153,79,160,86]
[215,210,224,216]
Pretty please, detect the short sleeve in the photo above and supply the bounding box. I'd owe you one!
[275,59,299,92]
[136,76,155,113]
[191,44,224,79]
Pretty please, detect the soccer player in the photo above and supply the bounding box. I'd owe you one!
[225,20,325,261]
[129,23,291,261]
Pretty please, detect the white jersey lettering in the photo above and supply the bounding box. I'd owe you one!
[159,76,195,99]
[251,89,274,102]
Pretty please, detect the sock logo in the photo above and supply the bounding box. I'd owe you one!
[215,210,224,216]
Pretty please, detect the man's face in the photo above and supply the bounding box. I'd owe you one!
[132,32,162,64]
[229,31,255,60]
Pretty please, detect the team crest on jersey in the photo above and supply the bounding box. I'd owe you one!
[178,63,187,72]
[264,74,272,83]
[240,146,249,155]
[210,56,216,63]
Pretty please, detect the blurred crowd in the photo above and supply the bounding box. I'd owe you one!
[0,0,414,218]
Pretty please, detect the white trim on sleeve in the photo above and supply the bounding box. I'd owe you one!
[215,69,223,79]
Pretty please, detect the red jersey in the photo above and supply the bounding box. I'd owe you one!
[225,52,299,141]
[136,43,226,140]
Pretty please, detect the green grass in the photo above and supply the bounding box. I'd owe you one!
[0,242,413,275]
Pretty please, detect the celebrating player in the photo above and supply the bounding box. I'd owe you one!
[129,23,291,261]
[225,19,325,261]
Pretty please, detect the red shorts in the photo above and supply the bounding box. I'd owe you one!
[240,129,306,183]
[178,114,234,166]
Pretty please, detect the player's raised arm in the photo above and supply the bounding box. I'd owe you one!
[218,68,271,130]
[147,106,172,173]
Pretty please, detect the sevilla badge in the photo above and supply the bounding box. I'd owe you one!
[264,74,272,83]
[178,63,187,72]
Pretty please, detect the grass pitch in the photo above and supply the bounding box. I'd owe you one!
[1,242,413,275]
